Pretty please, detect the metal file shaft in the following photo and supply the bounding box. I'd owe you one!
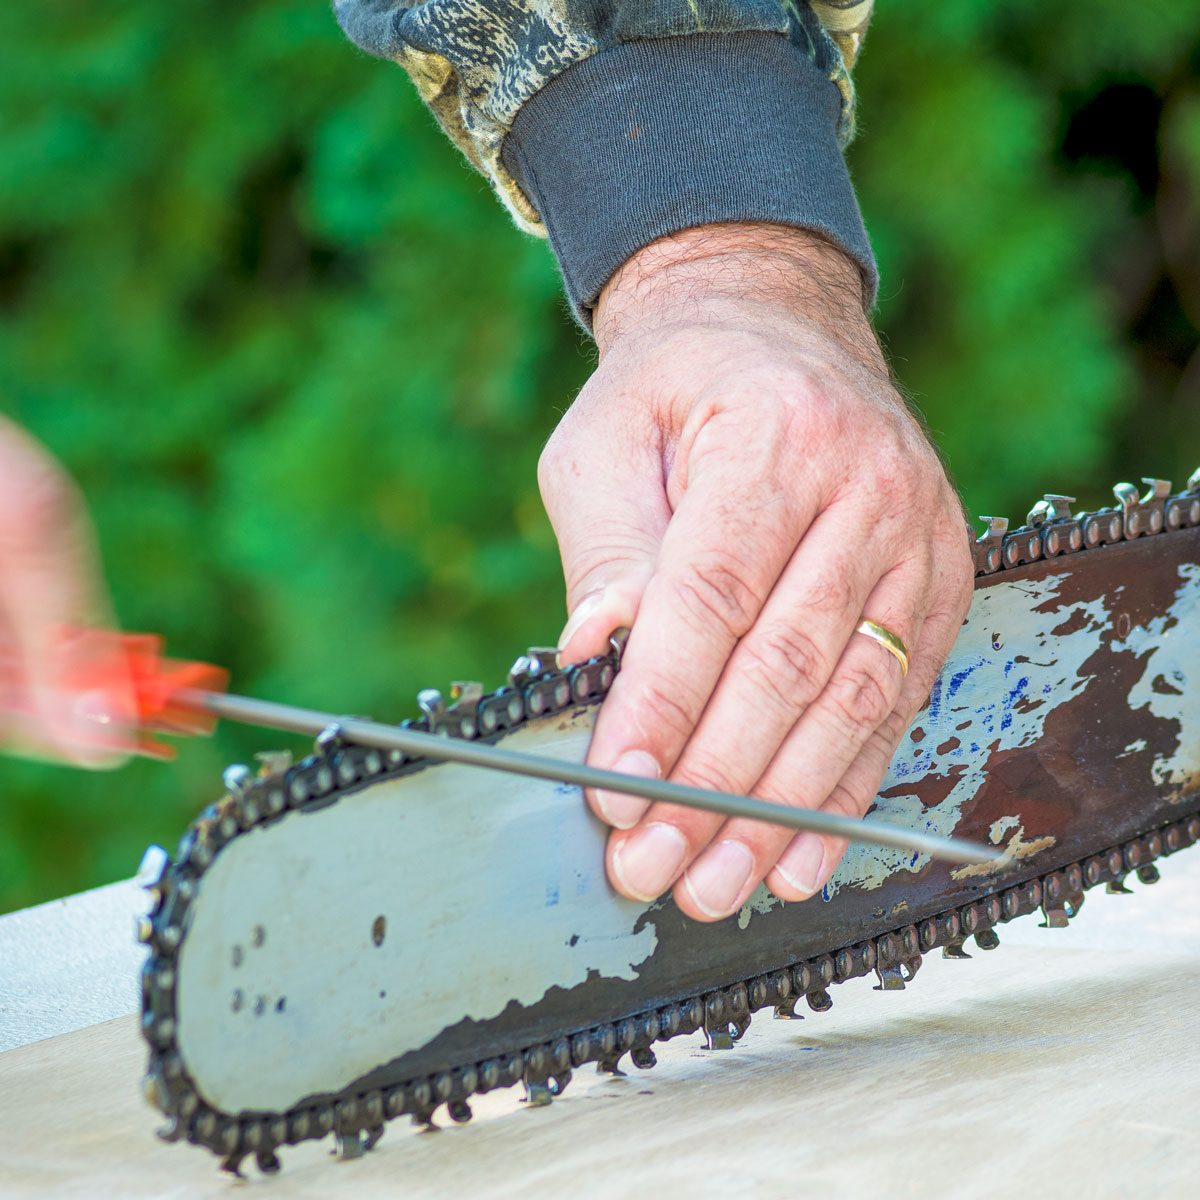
[178,688,995,865]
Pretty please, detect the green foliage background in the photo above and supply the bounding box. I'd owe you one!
[1,1,1197,912]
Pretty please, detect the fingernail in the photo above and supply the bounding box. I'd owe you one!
[774,833,825,897]
[593,749,659,829]
[682,840,756,919]
[611,822,688,902]
[558,591,604,654]
[72,688,122,728]
[68,689,130,759]
[42,689,127,767]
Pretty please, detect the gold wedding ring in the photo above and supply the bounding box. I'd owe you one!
[855,619,909,677]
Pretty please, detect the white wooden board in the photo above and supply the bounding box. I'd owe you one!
[1,852,1198,1198]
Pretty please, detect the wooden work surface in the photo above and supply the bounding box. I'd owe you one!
[2,856,1198,1200]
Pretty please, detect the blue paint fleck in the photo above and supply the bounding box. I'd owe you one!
[1001,676,1030,731]
[890,756,928,781]
[928,674,943,721]
[545,885,560,907]
[947,660,984,702]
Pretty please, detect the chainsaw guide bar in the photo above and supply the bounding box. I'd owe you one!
[138,475,1200,1176]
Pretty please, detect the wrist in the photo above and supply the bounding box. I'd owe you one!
[594,223,876,363]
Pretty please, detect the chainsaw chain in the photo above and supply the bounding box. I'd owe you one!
[138,473,1200,1176]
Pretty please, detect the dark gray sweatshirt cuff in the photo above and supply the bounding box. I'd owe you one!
[501,32,877,328]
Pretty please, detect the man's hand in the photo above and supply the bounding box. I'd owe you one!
[0,415,133,766]
[540,224,974,920]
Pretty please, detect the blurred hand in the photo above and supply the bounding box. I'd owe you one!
[0,415,133,767]
[541,224,974,921]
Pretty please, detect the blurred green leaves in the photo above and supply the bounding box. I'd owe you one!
[1,0,1196,911]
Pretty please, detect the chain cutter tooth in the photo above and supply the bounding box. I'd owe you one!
[1166,467,1200,529]
[1025,494,1084,557]
[1113,477,1172,539]
[446,680,485,738]
[973,515,1009,575]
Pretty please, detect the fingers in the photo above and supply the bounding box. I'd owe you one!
[766,585,970,903]
[600,506,907,902]
[585,410,817,829]
[663,555,931,919]
[666,510,892,802]
[0,419,133,766]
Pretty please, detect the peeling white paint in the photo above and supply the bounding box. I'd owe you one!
[177,709,657,1114]
[1122,562,1200,791]
[736,885,782,930]
[951,818,1056,881]
[824,574,1110,898]
[989,815,1022,842]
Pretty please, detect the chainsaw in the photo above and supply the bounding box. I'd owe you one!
[130,472,1199,1176]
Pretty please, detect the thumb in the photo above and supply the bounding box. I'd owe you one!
[538,410,670,665]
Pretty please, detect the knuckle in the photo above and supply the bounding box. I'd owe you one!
[876,706,913,750]
[827,663,894,732]
[754,772,818,814]
[740,624,831,709]
[675,746,741,797]
[673,551,762,641]
[560,521,658,597]
[823,780,868,822]
[806,569,857,621]
[758,389,810,444]
[635,675,700,747]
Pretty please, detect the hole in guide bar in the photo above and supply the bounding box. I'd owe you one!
[231,989,243,1013]
[251,924,266,948]
[372,915,386,947]
[276,997,286,1014]
[231,945,243,968]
